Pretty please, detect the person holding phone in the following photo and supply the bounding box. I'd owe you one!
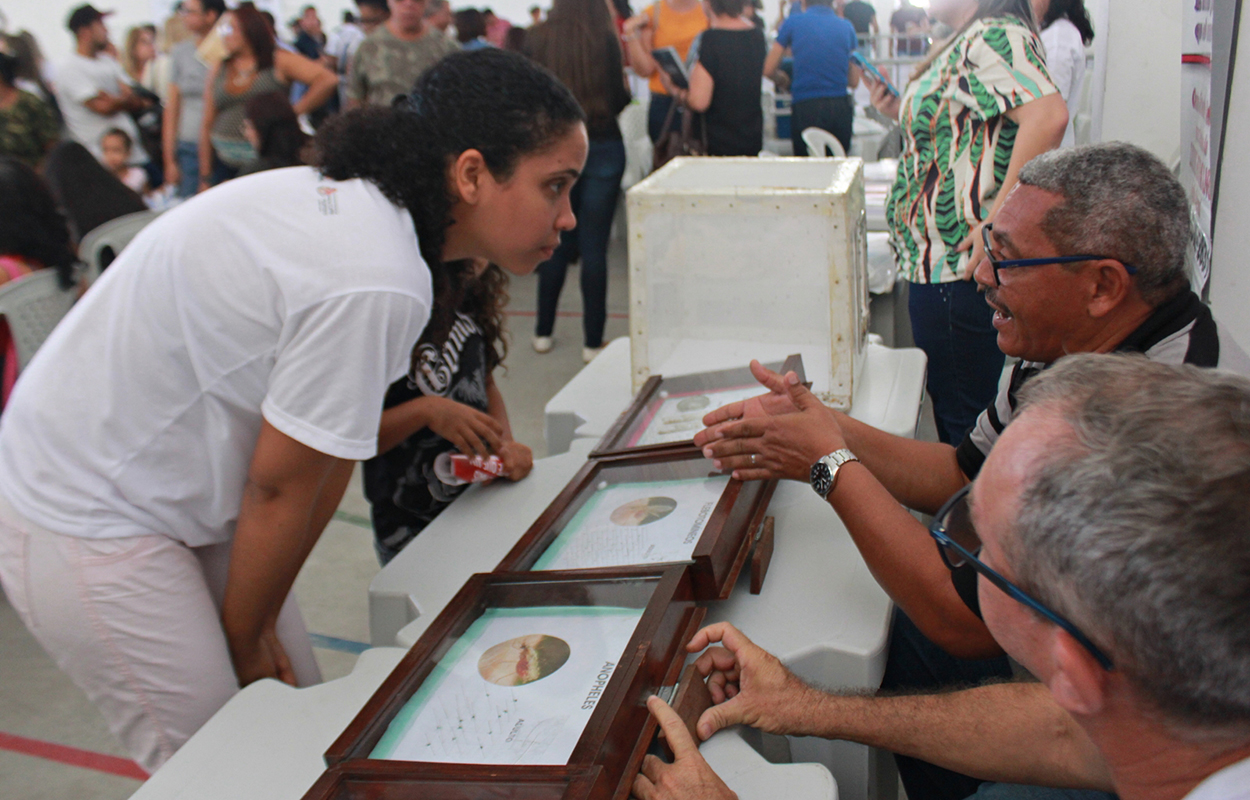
[762,0,861,156]
[850,51,897,97]
[865,0,1066,450]
[622,0,707,144]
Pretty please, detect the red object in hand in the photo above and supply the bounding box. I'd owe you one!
[448,453,506,483]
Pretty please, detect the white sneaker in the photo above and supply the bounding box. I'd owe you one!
[532,336,553,354]
[583,346,605,364]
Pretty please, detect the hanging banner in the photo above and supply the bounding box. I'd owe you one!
[1181,0,1214,292]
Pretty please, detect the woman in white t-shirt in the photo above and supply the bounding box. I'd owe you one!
[0,49,588,773]
[1036,0,1094,147]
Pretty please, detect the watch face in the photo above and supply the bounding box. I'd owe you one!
[810,462,831,497]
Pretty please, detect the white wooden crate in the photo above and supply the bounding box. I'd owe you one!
[626,157,869,409]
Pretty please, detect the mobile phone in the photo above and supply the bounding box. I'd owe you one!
[851,52,899,97]
[651,46,690,91]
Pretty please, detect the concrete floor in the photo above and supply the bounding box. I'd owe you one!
[0,226,633,798]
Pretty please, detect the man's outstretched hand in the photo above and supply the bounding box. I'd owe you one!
[693,360,798,449]
[697,369,846,483]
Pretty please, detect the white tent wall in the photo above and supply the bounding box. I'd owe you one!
[1210,9,1249,355]
[1086,0,1181,163]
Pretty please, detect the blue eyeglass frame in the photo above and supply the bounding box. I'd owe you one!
[982,224,1139,287]
[929,484,1116,671]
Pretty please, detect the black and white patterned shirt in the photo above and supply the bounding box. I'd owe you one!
[951,289,1250,615]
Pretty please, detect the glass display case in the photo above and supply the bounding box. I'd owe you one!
[589,355,804,459]
[326,569,706,800]
[496,452,775,601]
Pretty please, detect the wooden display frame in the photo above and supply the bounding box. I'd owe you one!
[326,568,706,800]
[495,451,776,601]
[300,765,606,800]
[589,354,806,459]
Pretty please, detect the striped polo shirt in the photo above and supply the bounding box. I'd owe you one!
[951,288,1250,615]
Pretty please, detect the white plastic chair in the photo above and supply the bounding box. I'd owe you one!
[77,209,161,286]
[0,270,77,372]
[801,126,847,157]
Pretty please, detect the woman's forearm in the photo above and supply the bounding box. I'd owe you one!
[162,84,181,174]
[198,120,213,181]
[378,396,438,454]
[990,93,1068,221]
[625,24,657,78]
[221,421,350,670]
[283,51,337,116]
[198,70,217,183]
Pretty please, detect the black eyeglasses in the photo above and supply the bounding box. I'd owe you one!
[981,224,1139,287]
[929,484,1115,671]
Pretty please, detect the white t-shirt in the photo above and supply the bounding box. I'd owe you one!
[55,52,147,163]
[1183,755,1250,800]
[0,167,432,547]
[1040,18,1086,148]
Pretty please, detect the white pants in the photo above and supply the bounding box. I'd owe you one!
[0,493,322,773]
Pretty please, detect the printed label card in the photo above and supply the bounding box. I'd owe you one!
[532,477,730,571]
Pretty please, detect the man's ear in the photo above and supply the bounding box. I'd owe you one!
[449,149,489,206]
[1046,629,1110,717]
[1086,260,1134,319]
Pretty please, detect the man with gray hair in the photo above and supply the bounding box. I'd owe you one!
[637,355,1250,800]
[694,141,1250,800]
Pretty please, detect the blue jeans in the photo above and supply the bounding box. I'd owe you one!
[908,279,1005,444]
[175,141,199,199]
[535,138,626,348]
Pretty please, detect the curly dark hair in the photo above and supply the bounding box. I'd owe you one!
[312,48,584,368]
[0,156,77,288]
[451,261,510,372]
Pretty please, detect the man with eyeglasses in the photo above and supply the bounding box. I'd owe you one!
[637,355,1250,800]
[694,141,1250,800]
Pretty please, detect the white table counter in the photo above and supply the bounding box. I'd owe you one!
[371,343,925,800]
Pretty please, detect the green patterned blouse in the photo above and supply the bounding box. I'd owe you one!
[886,18,1057,284]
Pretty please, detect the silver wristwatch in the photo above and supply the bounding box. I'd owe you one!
[810,448,859,499]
